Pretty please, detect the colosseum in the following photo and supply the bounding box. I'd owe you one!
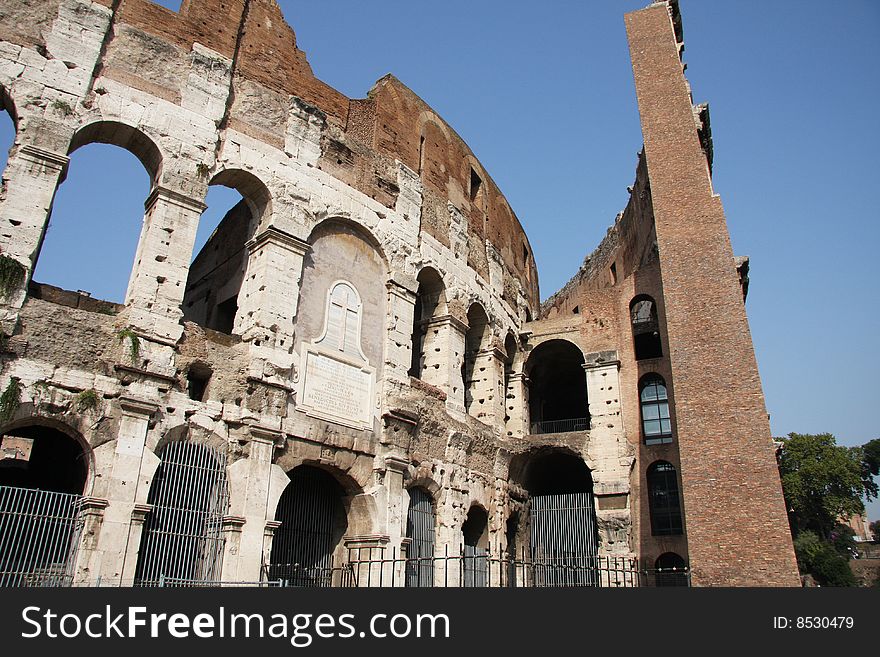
[0,0,800,587]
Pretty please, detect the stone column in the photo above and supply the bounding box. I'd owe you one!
[583,352,633,559]
[0,145,69,321]
[262,520,281,581]
[343,535,391,587]
[224,425,288,582]
[505,373,528,438]
[119,503,152,585]
[100,397,159,586]
[72,497,108,586]
[237,226,309,347]
[125,186,205,342]
[423,314,467,416]
[385,277,418,384]
[219,515,246,581]
[468,347,505,426]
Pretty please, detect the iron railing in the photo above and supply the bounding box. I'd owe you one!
[0,485,83,587]
[529,418,590,435]
[268,546,684,588]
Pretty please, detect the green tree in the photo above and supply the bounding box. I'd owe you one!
[777,433,875,539]
[870,520,880,542]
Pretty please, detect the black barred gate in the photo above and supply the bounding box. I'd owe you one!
[134,441,229,586]
[529,491,599,586]
[0,486,83,587]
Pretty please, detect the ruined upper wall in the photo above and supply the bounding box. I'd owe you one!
[541,151,657,317]
[36,0,537,306]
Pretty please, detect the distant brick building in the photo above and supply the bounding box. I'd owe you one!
[0,0,799,587]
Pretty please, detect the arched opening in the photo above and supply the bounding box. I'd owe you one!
[405,486,435,587]
[182,169,268,334]
[32,123,158,303]
[408,267,447,380]
[654,552,688,587]
[0,88,15,179]
[503,332,517,424]
[525,339,589,434]
[461,505,488,588]
[462,303,489,417]
[297,220,387,374]
[134,440,229,586]
[512,449,598,587]
[647,461,683,536]
[630,295,662,360]
[640,374,673,445]
[269,465,348,587]
[0,422,88,586]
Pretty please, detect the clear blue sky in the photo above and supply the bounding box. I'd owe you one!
[1,1,877,520]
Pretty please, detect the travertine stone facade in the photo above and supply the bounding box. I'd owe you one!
[0,0,799,586]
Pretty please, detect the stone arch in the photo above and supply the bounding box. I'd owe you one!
[268,462,374,586]
[297,219,389,375]
[0,416,92,495]
[508,447,599,586]
[409,265,448,380]
[0,83,19,129]
[31,120,160,303]
[524,338,589,434]
[307,216,391,274]
[463,302,490,416]
[134,437,230,586]
[150,422,228,456]
[208,167,273,229]
[183,168,273,334]
[68,120,163,188]
[0,416,91,586]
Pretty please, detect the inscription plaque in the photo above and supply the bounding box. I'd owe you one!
[300,349,373,428]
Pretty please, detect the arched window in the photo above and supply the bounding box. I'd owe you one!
[463,303,490,417]
[640,374,672,445]
[405,487,435,587]
[647,461,683,536]
[269,466,347,587]
[33,127,155,303]
[0,94,14,178]
[409,267,446,380]
[461,505,489,588]
[524,339,589,434]
[654,552,689,587]
[630,295,662,360]
[0,422,87,587]
[182,169,268,335]
[134,441,229,586]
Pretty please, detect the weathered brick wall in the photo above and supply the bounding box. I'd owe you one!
[625,1,799,586]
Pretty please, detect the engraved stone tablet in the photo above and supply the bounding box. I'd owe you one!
[298,280,375,429]
[301,349,373,427]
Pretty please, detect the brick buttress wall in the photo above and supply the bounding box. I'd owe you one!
[625,2,799,586]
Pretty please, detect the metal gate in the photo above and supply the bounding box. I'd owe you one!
[529,492,598,586]
[405,487,435,587]
[0,485,83,587]
[269,467,343,587]
[134,441,229,586]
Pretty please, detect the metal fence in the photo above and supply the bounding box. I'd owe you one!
[0,485,83,587]
[530,418,590,435]
[134,441,229,587]
[302,545,677,588]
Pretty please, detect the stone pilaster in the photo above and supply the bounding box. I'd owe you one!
[238,226,310,347]
[126,187,206,341]
[72,496,108,586]
[224,425,288,582]
[99,397,160,586]
[423,314,467,416]
[385,277,418,383]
